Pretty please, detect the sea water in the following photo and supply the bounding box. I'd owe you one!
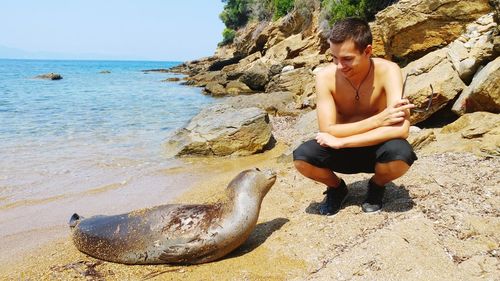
[0,59,214,258]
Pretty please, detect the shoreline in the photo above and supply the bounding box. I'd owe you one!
[0,143,296,280]
[1,136,499,280]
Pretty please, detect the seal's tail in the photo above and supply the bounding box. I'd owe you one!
[69,213,81,228]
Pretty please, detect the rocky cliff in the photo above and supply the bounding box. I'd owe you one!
[167,0,499,158]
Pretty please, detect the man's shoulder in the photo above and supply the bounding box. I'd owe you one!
[373,58,400,72]
[316,63,337,79]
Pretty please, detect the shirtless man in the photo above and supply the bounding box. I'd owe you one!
[293,18,417,215]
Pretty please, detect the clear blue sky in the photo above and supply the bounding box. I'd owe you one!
[0,1,226,61]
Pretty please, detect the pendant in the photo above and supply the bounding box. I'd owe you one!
[355,91,360,101]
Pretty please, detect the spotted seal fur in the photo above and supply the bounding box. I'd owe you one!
[69,168,276,264]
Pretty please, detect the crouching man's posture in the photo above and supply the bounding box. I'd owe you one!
[293,18,417,215]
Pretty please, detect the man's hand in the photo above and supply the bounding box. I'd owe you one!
[316,132,344,149]
[376,99,415,127]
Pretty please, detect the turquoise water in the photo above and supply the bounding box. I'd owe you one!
[0,59,212,146]
[0,59,215,254]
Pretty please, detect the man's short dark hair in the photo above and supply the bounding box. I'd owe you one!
[328,18,373,53]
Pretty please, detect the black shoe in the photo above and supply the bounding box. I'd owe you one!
[362,180,386,213]
[319,179,348,216]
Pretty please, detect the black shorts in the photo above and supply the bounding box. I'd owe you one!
[292,138,417,174]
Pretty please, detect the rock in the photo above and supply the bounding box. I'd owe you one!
[226,80,253,95]
[447,13,498,83]
[458,256,500,281]
[403,55,466,124]
[161,77,181,82]
[187,70,227,87]
[266,67,316,108]
[34,73,62,80]
[208,56,242,71]
[407,129,436,150]
[239,60,271,91]
[452,56,500,115]
[224,91,298,116]
[294,110,317,141]
[261,34,308,65]
[424,111,500,156]
[142,68,171,73]
[281,65,295,73]
[99,70,111,74]
[372,0,492,61]
[164,105,273,157]
[233,5,318,57]
[286,53,326,69]
[204,82,227,96]
[441,111,499,135]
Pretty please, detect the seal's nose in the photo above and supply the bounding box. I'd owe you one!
[69,213,81,228]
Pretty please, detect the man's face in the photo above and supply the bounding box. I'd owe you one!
[329,39,370,78]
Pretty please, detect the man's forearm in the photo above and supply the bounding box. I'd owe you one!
[339,123,409,148]
[324,115,379,137]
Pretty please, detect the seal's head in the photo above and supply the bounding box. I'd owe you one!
[69,213,81,228]
[226,168,276,200]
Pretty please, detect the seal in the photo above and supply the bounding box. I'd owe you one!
[69,168,276,264]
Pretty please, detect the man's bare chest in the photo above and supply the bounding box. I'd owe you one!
[333,85,386,123]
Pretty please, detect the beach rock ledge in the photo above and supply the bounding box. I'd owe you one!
[164,104,273,157]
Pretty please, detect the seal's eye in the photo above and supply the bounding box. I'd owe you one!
[255,168,260,171]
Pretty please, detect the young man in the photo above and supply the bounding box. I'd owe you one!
[293,18,417,215]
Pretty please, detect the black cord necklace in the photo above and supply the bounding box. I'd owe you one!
[345,58,372,101]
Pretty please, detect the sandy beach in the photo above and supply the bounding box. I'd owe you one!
[1,118,498,280]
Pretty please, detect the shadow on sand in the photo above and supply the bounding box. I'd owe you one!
[225,217,289,259]
[305,179,415,215]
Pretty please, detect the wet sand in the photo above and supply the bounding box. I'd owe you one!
[0,143,304,280]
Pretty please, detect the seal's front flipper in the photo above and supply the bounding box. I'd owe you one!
[69,213,82,228]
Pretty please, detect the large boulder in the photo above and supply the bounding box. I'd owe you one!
[261,34,309,65]
[186,70,227,87]
[233,4,319,57]
[440,111,500,156]
[452,56,500,115]
[403,49,466,124]
[447,13,498,83]
[224,91,298,116]
[239,60,271,91]
[266,67,316,108]
[414,111,500,156]
[225,80,254,95]
[164,105,273,157]
[372,0,492,60]
[204,82,227,96]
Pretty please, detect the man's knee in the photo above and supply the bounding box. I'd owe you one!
[294,159,304,170]
[292,140,322,168]
[376,139,417,166]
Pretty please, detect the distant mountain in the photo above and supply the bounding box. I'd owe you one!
[0,45,153,61]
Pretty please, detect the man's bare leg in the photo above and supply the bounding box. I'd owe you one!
[293,160,342,187]
[372,160,410,186]
[363,160,411,213]
[294,160,347,215]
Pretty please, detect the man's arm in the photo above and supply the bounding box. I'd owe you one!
[316,69,380,137]
[316,62,413,148]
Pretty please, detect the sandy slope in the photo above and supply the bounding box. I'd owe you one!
[1,125,499,280]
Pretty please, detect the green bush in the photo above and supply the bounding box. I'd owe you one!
[220,0,250,30]
[321,0,365,25]
[272,0,295,20]
[249,0,274,21]
[320,0,397,25]
[220,28,237,46]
